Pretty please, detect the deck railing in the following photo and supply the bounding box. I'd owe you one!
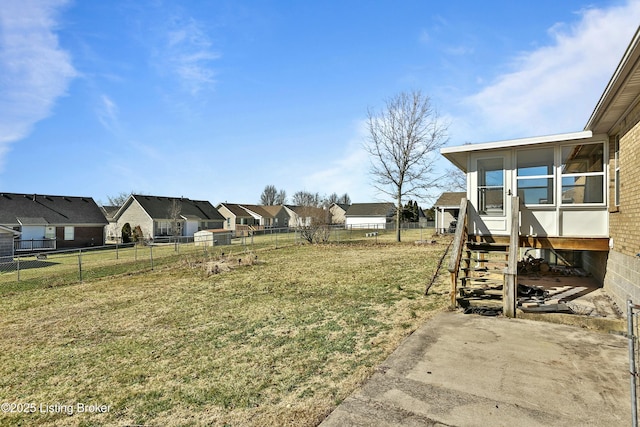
[14,239,57,251]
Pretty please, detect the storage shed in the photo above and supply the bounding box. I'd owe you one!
[194,229,232,246]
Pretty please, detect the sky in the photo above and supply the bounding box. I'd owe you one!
[1,0,640,207]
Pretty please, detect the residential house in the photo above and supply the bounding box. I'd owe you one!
[0,225,20,262]
[217,203,260,235]
[112,195,225,241]
[101,205,120,243]
[344,203,395,229]
[329,203,350,225]
[434,192,466,233]
[241,204,289,229]
[284,205,328,228]
[0,193,107,251]
[440,27,640,313]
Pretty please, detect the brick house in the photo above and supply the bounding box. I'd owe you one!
[440,27,640,313]
[0,193,107,251]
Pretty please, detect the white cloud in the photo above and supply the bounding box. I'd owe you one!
[162,17,220,96]
[0,0,76,162]
[96,94,120,133]
[457,1,640,143]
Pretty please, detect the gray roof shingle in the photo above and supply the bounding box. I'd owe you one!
[0,193,108,225]
[132,195,225,221]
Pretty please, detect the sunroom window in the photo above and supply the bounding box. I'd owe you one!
[560,143,605,204]
[517,148,554,205]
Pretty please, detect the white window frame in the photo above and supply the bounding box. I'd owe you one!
[64,226,74,241]
[516,147,555,206]
[559,141,606,206]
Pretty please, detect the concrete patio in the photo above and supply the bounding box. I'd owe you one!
[321,311,631,426]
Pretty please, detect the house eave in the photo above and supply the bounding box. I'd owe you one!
[440,130,595,172]
[585,26,640,134]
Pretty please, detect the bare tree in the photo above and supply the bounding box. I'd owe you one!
[296,205,331,244]
[326,192,340,205]
[260,185,287,205]
[338,193,351,205]
[292,191,321,207]
[444,166,467,192]
[260,185,278,205]
[168,199,183,247]
[365,90,449,242]
[105,191,131,207]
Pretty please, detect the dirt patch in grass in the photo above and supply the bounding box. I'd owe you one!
[0,237,452,426]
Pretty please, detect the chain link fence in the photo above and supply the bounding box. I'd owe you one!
[0,224,437,289]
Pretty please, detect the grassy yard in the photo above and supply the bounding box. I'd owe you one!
[0,234,452,426]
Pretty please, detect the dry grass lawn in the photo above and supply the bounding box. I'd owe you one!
[0,236,452,426]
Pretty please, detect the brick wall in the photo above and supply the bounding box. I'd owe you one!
[609,101,640,256]
[55,226,104,248]
[604,96,640,309]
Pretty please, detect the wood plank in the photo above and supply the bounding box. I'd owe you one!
[469,235,610,251]
[519,236,609,251]
[504,196,519,318]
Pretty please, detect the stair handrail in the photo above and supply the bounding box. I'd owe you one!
[447,198,468,308]
[504,196,520,317]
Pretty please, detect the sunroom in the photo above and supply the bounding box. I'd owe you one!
[441,130,610,249]
[441,131,612,316]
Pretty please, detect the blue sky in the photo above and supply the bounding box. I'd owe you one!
[1,0,639,206]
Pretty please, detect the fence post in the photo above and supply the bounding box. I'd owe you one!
[16,256,20,281]
[628,300,638,427]
[78,250,83,282]
[150,244,154,270]
[116,242,119,260]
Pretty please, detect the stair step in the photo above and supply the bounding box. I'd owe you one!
[456,298,504,308]
[467,242,510,248]
[467,249,509,254]
[461,258,508,264]
[459,288,503,297]
[459,278,503,286]
[460,267,489,272]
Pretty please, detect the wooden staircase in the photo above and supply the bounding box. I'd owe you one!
[448,197,520,317]
[456,241,510,310]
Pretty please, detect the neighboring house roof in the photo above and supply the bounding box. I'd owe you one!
[101,205,120,221]
[240,204,274,218]
[284,205,325,215]
[0,193,108,226]
[330,203,350,212]
[259,205,285,216]
[434,192,466,208]
[345,203,395,217]
[120,195,225,221]
[0,225,20,236]
[217,203,254,218]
